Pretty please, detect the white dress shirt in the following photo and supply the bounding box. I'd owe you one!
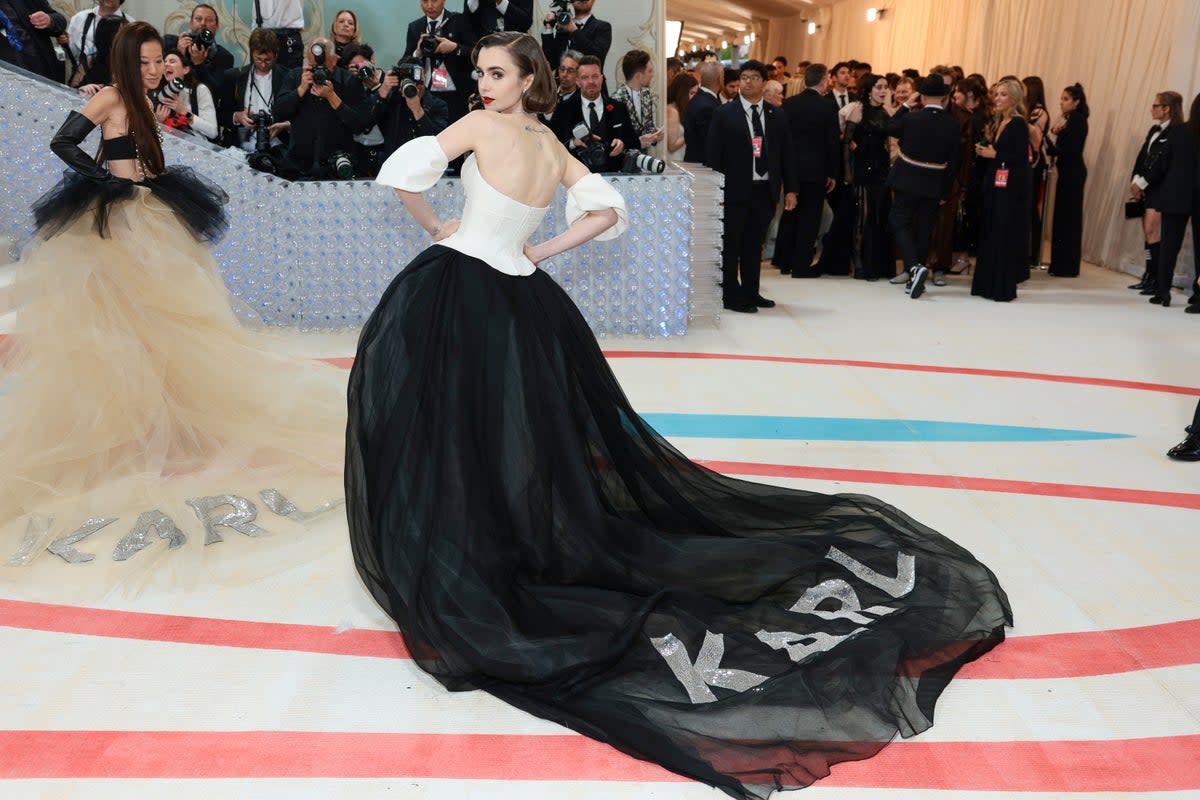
[739,94,768,181]
[254,0,304,29]
[67,7,134,61]
[467,0,511,12]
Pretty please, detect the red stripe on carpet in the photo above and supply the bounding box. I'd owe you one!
[4,598,1200,680]
[700,460,1200,511]
[0,730,1198,791]
[601,351,1200,397]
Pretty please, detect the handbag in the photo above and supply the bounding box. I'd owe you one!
[1124,198,1145,219]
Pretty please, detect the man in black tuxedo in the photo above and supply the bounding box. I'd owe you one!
[827,61,855,112]
[406,0,477,124]
[885,75,962,299]
[163,3,233,93]
[773,63,838,278]
[217,28,288,149]
[681,60,721,163]
[551,54,638,173]
[705,60,798,313]
[540,0,611,71]
[463,0,532,35]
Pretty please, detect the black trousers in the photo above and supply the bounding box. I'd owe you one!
[1155,211,1189,298]
[722,182,773,303]
[774,180,825,274]
[889,190,940,272]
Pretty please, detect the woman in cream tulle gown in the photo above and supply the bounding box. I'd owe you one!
[346,32,1011,800]
[1,22,346,571]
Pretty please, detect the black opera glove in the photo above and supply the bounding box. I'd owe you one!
[49,110,113,183]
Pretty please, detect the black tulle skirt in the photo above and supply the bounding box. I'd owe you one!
[31,166,229,242]
[345,246,1013,799]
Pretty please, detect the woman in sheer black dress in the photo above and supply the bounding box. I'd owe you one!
[972,78,1030,302]
[1046,83,1089,277]
[1024,75,1050,272]
[844,74,895,280]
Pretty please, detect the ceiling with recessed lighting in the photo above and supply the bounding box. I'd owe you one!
[666,0,837,52]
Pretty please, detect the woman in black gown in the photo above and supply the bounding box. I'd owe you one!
[845,74,895,280]
[1023,76,1050,272]
[972,78,1031,302]
[346,32,1011,800]
[1046,83,1089,277]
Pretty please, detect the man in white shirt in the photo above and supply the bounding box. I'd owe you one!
[66,0,131,86]
[828,61,853,111]
[252,0,304,70]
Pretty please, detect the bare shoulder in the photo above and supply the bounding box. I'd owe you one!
[81,85,123,122]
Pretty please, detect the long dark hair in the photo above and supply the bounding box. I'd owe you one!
[1063,82,1089,119]
[472,32,556,115]
[108,21,164,176]
[669,72,697,116]
[1022,75,1046,121]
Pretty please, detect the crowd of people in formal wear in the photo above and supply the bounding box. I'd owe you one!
[2,1,1198,312]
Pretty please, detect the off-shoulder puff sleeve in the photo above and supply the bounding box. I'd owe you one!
[375,136,449,191]
[565,173,629,241]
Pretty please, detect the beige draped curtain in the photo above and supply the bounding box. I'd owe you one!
[759,0,1200,275]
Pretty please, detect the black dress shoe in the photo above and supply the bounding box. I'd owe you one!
[1186,305,1200,314]
[778,267,791,275]
[723,300,758,313]
[1150,294,1171,306]
[1128,281,1147,290]
[1167,435,1200,461]
[754,295,776,308]
[1139,286,1157,295]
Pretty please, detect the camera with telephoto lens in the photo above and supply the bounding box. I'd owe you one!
[390,62,425,99]
[251,110,273,152]
[355,63,376,83]
[329,150,354,180]
[191,27,215,49]
[577,137,610,171]
[549,0,573,27]
[621,149,666,174]
[150,76,185,106]
[419,32,440,58]
[310,42,330,85]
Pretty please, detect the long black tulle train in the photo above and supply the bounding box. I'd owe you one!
[31,166,229,242]
[345,247,1012,798]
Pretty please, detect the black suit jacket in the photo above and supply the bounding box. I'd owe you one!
[682,88,720,163]
[216,63,289,147]
[463,0,533,35]
[552,92,639,173]
[274,65,371,166]
[405,12,477,98]
[0,0,67,82]
[704,98,798,207]
[541,16,612,71]
[163,33,233,92]
[826,89,855,115]
[1140,122,1197,214]
[885,104,962,198]
[781,88,839,183]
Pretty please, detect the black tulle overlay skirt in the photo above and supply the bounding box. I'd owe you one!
[31,166,229,242]
[345,246,1013,799]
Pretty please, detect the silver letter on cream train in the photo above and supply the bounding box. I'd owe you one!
[48,517,118,564]
[112,511,187,561]
[259,489,344,522]
[186,495,266,545]
[650,631,769,704]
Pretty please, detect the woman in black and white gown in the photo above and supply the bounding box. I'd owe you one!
[346,32,1011,800]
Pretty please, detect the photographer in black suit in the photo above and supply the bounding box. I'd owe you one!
[773,63,838,278]
[705,60,798,313]
[373,58,450,160]
[682,60,721,163]
[885,75,962,299]
[552,54,638,173]
[540,0,611,72]
[163,4,232,93]
[273,36,371,179]
[405,0,476,124]
[463,0,533,35]
[218,27,288,150]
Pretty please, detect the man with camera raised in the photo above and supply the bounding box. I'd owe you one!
[163,3,231,93]
[463,0,533,36]
[541,0,610,72]
[373,57,449,163]
[273,36,371,179]
[218,27,288,154]
[405,0,476,124]
[551,54,638,173]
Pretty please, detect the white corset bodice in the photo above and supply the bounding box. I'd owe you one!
[376,136,628,277]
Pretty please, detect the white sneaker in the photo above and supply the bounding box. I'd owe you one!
[909,265,929,299]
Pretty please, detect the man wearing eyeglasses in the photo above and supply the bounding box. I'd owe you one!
[540,0,610,72]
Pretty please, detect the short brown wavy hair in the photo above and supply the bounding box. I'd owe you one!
[471,31,556,115]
